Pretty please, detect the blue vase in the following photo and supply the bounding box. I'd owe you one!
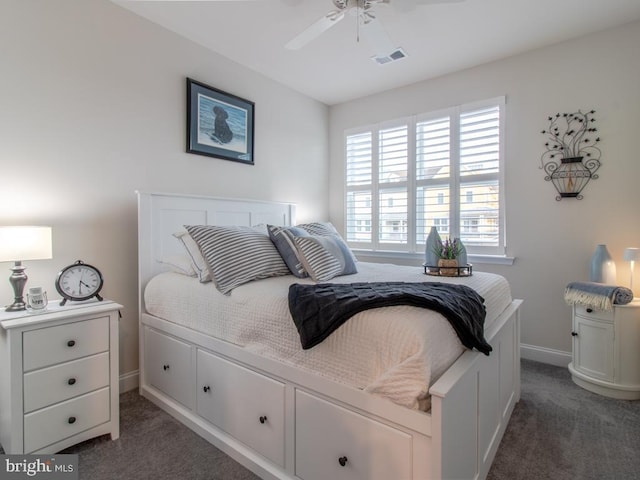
[454,237,467,266]
[590,244,617,284]
[425,227,442,266]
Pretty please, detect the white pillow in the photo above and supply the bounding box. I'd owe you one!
[173,231,211,283]
[157,255,197,277]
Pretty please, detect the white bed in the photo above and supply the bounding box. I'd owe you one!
[137,191,522,480]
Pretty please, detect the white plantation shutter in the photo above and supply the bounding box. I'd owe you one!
[379,125,408,183]
[345,96,505,256]
[416,116,450,244]
[379,125,408,245]
[346,132,373,243]
[459,105,501,248]
[460,106,500,177]
[346,132,372,185]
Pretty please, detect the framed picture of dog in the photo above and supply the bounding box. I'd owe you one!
[186,78,255,165]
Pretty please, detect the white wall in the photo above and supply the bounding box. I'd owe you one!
[329,20,640,364]
[0,0,329,382]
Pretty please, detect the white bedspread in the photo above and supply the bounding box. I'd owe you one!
[144,262,512,410]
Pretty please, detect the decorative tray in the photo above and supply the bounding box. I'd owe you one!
[423,263,473,277]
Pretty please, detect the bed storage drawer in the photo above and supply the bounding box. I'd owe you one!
[144,327,193,409]
[196,349,285,467]
[295,390,412,480]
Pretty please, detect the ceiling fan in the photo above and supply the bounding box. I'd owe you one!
[284,0,464,64]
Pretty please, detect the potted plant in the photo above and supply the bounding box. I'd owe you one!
[434,237,463,276]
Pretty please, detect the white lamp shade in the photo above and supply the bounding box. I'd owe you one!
[623,247,640,262]
[0,226,53,262]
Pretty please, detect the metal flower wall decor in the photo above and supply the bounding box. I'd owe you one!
[540,109,601,200]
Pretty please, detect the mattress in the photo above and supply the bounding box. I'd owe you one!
[144,262,512,410]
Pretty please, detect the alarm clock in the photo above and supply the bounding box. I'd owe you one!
[55,260,104,306]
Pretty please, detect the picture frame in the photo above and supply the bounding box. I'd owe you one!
[186,78,255,165]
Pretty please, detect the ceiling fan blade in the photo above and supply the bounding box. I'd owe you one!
[285,11,346,50]
[394,0,465,13]
[360,16,396,57]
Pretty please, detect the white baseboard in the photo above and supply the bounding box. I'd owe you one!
[119,370,139,393]
[521,343,571,367]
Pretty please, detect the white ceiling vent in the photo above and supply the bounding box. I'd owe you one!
[371,48,408,65]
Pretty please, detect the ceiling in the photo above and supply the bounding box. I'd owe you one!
[112,0,640,105]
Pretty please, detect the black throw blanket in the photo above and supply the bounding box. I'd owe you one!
[288,282,491,355]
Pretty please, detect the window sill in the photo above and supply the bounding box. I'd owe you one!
[352,249,515,266]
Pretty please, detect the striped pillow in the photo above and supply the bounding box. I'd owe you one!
[295,222,338,235]
[293,235,358,282]
[185,225,290,294]
[296,222,358,264]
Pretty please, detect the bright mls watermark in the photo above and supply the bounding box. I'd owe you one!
[0,455,78,480]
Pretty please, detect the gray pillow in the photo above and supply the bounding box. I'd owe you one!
[267,225,309,278]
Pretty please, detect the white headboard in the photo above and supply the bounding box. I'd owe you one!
[136,191,296,312]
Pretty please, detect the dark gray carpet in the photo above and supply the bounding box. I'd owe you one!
[59,392,260,480]
[3,359,639,479]
[488,359,640,480]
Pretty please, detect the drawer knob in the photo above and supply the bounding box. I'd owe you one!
[68,416,77,424]
[203,385,210,393]
[586,308,593,313]
[163,364,170,371]
[259,415,267,424]
[338,456,348,467]
[67,378,77,386]
[571,331,578,337]
[67,340,76,347]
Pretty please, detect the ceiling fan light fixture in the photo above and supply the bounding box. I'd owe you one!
[371,47,407,65]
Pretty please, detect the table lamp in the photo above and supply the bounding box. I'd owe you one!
[623,247,640,293]
[0,226,53,311]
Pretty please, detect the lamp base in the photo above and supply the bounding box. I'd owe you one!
[5,301,27,312]
[6,261,28,312]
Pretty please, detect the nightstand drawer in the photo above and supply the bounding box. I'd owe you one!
[23,387,110,453]
[23,315,110,371]
[23,352,110,413]
[574,305,614,322]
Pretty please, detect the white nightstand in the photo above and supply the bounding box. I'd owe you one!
[568,299,640,399]
[0,300,121,454]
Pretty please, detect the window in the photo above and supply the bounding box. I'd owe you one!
[345,97,505,256]
[465,191,473,203]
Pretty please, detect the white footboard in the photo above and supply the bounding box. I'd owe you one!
[431,299,522,480]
